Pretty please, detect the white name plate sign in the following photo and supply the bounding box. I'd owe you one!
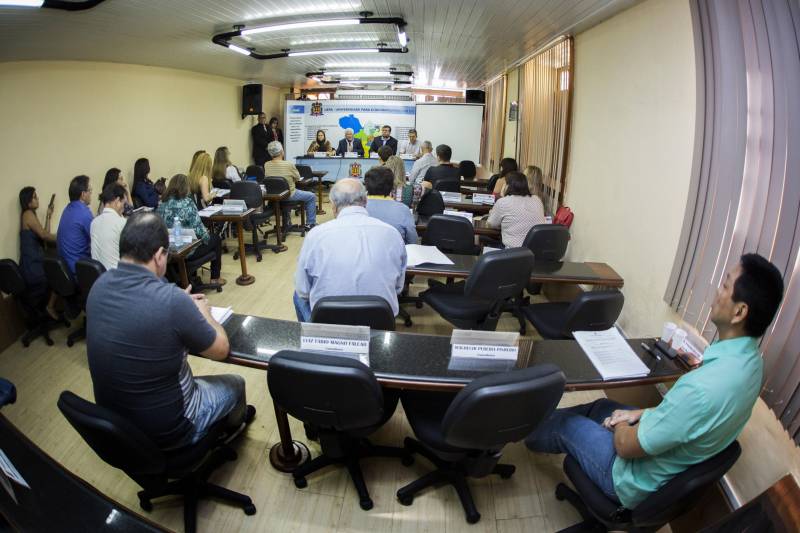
[472,193,496,205]
[300,323,370,364]
[449,330,519,371]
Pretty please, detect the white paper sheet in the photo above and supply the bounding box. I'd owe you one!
[211,188,230,197]
[198,205,223,217]
[572,328,650,380]
[0,449,29,489]
[482,246,502,254]
[210,306,233,324]
[405,244,455,267]
[443,209,474,224]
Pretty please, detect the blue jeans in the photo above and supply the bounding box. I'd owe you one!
[294,291,312,322]
[525,399,632,502]
[185,374,246,446]
[287,189,317,225]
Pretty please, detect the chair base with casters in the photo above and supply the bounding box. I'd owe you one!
[66,316,86,347]
[185,251,223,293]
[293,435,411,510]
[282,203,307,237]
[232,211,282,262]
[397,436,515,524]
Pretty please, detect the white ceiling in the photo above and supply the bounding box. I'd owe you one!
[0,0,639,88]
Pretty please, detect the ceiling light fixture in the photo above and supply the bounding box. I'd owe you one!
[1,0,106,8]
[0,1,43,6]
[241,18,360,36]
[325,61,391,68]
[323,70,392,77]
[397,27,408,47]
[289,48,380,57]
[228,44,252,56]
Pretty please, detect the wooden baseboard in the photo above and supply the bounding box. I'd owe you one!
[0,296,25,353]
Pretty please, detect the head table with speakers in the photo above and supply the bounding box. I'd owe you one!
[295,155,415,182]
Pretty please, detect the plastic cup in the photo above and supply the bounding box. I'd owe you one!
[672,329,688,350]
[661,322,677,343]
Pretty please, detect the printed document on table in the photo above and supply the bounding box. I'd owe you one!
[572,328,650,380]
[405,245,455,267]
[211,306,233,324]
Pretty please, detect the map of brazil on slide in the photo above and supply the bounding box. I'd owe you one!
[338,114,378,153]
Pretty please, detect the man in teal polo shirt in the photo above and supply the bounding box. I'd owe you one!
[525,253,784,509]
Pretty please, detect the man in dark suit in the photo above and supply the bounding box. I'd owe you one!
[251,113,271,166]
[422,144,461,192]
[369,125,398,155]
[335,128,365,157]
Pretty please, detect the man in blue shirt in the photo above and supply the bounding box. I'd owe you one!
[56,175,94,275]
[294,178,407,322]
[364,166,418,244]
[526,254,784,509]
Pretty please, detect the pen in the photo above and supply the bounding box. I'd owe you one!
[641,342,661,362]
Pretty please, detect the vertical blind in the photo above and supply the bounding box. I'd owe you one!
[517,37,573,215]
[665,0,800,442]
[480,74,506,172]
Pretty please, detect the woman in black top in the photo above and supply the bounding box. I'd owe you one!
[132,158,160,208]
[18,187,58,318]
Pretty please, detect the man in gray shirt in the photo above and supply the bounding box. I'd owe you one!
[86,213,253,449]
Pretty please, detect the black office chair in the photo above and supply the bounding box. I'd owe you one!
[230,181,279,262]
[416,189,445,216]
[295,164,315,182]
[397,364,566,524]
[43,256,84,347]
[422,214,480,255]
[459,160,477,180]
[523,289,625,339]
[433,179,461,193]
[0,259,62,347]
[267,350,408,510]
[555,441,741,532]
[486,173,501,193]
[311,295,396,331]
[421,248,535,331]
[264,176,307,237]
[211,178,233,190]
[245,164,265,182]
[57,391,255,533]
[70,258,106,346]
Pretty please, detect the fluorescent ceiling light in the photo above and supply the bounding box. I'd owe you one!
[324,71,392,77]
[242,18,360,36]
[325,61,390,68]
[228,44,251,56]
[0,0,44,5]
[397,28,408,47]
[289,36,374,45]
[340,78,396,83]
[289,48,379,57]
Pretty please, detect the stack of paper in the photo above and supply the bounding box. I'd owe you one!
[405,244,455,267]
[572,328,650,380]
[211,306,233,324]
[198,205,223,217]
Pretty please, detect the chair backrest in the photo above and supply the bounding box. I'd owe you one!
[464,247,535,302]
[75,258,106,298]
[486,173,500,193]
[267,350,386,432]
[230,181,264,209]
[562,290,625,336]
[296,164,314,181]
[632,441,741,527]
[459,160,477,179]
[433,179,460,193]
[416,189,445,216]
[245,165,265,182]
[211,178,232,190]
[422,214,476,254]
[311,295,396,331]
[57,391,166,480]
[522,224,570,261]
[442,364,565,450]
[42,256,77,298]
[263,176,290,195]
[0,259,26,297]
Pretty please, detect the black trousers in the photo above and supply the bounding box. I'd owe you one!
[189,233,223,279]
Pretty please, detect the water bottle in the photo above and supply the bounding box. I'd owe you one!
[173,216,182,244]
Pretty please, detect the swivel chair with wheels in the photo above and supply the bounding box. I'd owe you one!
[43,256,84,347]
[422,214,480,255]
[554,441,741,532]
[74,258,106,340]
[230,181,279,262]
[397,364,565,524]
[57,391,256,533]
[523,289,624,339]
[264,176,307,237]
[311,295,396,331]
[0,259,62,347]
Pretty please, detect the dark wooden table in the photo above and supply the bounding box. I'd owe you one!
[262,190,290,253]
[406,254,625,288]
[220,315,675,472]
[443,194,493,215]
[415,214,500,239]
[202,208,256,286]
[168,238,202,289]
[461,179,490,189]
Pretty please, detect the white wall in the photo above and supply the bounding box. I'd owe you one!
[0,61,282,261]
[564,0,696,336]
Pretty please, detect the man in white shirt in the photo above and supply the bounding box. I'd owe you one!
[408,141,438,186]
[293,178,407,322]
[398,129,422,158]
[90,183,128,270]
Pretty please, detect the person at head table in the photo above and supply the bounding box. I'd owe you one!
[369,125,398,156]
[526,254,784,511]
[86,212,254,450]
[397,128,422,158]
[306,129,335,156]
[365,166,418,244]
[293,178,407,322]
[335,128,365,157]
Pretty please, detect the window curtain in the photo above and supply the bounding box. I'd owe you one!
[480,75,506,172]
[665,0,800,441]
[517,37,573,215]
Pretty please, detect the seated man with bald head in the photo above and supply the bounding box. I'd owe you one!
[293,178,407,322]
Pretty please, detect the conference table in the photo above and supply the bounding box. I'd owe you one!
[221,315,682,472]
[262,189,290,252]
[168,237,201,289]
[295,155,415,182]
[407,254,625,288]
[202,208,256,286]
[415,214,501,239]
[442,194,494,215]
